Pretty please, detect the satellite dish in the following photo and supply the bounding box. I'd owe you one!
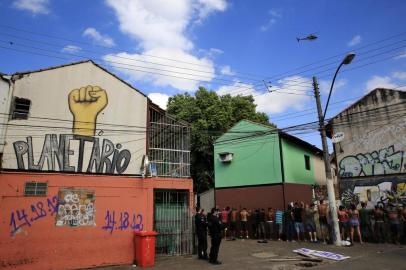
[332,132,345,143]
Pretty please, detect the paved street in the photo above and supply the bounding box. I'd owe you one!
[94,239,406,270]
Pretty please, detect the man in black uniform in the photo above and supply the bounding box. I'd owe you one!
[208,208,223,265]
[195,207,208,260]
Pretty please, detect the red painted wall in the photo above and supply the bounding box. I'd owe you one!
[0,172,193,270]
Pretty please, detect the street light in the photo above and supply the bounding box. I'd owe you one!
[323,53,356,120]
[312,52,355,246]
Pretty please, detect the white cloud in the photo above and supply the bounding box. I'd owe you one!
[196,0,228,21]
[319,79,347,94]
[217,75,313,114]
[347,35,362,47]
[83,27,115,47]
[260,9,281,32]
[148,92,170,109]
[12,0,49,14]
[105,0,227,91]
[392,71,406,80]
[105,0,193,51]
[365,75,398,92]
[61,45,81,54]
[104,48,215,91]
[394,49,406,59]
[220,65,235,76]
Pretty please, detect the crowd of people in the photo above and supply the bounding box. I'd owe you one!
[195,200,406,262]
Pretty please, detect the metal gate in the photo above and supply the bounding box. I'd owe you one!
[154,190,194,256]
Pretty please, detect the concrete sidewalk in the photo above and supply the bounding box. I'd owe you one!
[93,239,406,270]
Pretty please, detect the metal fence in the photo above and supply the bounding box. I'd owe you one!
[149,107,191,178]
[154,190,194,256]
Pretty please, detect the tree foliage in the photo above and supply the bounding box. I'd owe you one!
[167,87,275,193]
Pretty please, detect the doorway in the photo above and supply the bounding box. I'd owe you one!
[154,189,194,255]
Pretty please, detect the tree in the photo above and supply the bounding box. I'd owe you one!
[167,87,275,193]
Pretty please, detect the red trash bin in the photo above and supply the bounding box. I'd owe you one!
[134,231,158,267]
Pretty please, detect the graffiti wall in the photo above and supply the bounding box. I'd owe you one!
[339,145,404,177]
[332,89,406,178]
[340,176,406,208]
[1,62,147,174]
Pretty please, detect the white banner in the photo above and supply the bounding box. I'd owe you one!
[293,248,350,261]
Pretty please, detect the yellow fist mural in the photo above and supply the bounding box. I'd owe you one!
[68,86,108,136]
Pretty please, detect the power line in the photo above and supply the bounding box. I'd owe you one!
[0,24,268,80]
[2,26,405,97]
[227,32,406,96]
[0,35,268,85]
[0,44,266,94]
[251,50,406,99]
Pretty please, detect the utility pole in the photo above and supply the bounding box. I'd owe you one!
[312,76,341,246]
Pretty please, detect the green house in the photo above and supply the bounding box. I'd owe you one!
[214,120,323,210]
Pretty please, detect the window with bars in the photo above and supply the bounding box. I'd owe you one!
[24,182,48,196]
[148,105,191,178]
[11,97,31,120]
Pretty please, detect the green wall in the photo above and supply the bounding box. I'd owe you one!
[214,121,282,188]
[281,138,315,184]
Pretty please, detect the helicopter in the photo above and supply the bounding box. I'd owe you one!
[296,33,318,42]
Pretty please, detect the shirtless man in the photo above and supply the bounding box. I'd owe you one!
[240,208,249,239]
[221,207,231,239]
[230,208,239,240]
[374,205,385,243]
[318,200,329,244]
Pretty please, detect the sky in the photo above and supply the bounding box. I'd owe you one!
[0,0,405,148]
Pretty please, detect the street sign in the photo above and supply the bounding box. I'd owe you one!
[331,132,345,143]
[293,248,350,261]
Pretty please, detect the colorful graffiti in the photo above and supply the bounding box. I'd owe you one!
[101,210,144,234]
[56,188,95,227]
[340,177,406,209]
[68,86,108,136]
[13,134,131,174]
[9,195,59,236]
[339,145,404,177]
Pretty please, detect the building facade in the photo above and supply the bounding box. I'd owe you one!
[0,61,193,269]
[213,120,324,210]
[328,88,406,208]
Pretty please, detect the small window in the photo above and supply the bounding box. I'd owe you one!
[24,182,47,196]
[304,155,311,170]
[11,97,31,120]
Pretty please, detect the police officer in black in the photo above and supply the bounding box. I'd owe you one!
[195,207,208,260]
[208,208,223,265]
